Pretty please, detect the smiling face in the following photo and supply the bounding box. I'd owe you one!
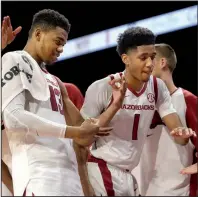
[122,44,156,82]
[35,26,68,64]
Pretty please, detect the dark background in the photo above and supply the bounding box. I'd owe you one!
[2,1,197,95]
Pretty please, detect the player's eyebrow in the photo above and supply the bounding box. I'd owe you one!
[139,52,156,57]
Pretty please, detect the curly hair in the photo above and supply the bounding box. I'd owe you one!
[116,26,156,56]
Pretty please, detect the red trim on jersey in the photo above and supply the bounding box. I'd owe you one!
[127,82,148,97]
[23,189,35,196]
[170,88,179,96]
[153,76,158,104]
[109,75,114,81]
[182,89,198,196]
[41,68,48,74]
[88,155,115,196]
[132,114,140,140]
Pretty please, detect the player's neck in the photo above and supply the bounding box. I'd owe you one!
[23,42,43,66]
[124,71,144,92]
[161,74,177,95]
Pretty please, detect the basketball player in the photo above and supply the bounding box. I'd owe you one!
[133,43,197,196]
[2,9,112,196]
[64,83,84,110]
[80,27,196,196]
[1,15,22,50]
[1,16,21,196]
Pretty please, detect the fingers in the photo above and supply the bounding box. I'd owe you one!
[180,163,198,175]
[170,127,196,138]
[6,16,11,27]
[13,26,22,36]
[99,127,113,132]
[109,76,127,94]
[95,126,113,136]
[109,79,120,90]
[2,17,7,32]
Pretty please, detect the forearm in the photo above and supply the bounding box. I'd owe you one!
[2,160,13,195]
[97,103,119,127]
[3,91,67,138]
[162,113,189,145]
[73,142,91,195]
[4,107,66,138]
[63,98,84,126]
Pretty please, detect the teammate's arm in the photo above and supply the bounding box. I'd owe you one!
[2,160,13,195]
[73,142,95,196]
[80,76,126,127]
[3,91,111,143]
[156,79,195,145]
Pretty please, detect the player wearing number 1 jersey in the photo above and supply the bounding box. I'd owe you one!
[80,27,196,196]
[2,9,112,196]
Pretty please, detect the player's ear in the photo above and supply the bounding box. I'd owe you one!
[34,28,42,41]
[121,54,129,66]
[160,57,167,69]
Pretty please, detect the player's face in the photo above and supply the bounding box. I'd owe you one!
[152,54,162,78]
[123,45,156,82]
[36,27,68,64]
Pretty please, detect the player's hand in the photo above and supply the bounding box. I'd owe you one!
[170,127,196,138]
[56,77,69,99]
[75,118,113,146]
[108,75,127,108]
[180,162,198,175]
[2,16,22,50]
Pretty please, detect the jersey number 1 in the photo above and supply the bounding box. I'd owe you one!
[49,85,64,115]
[132,114,140,140]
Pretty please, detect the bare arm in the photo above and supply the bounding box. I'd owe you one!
[73,142,95,196]
[62,97,84,126]
[156,79,195,145]
[2,160,13,195]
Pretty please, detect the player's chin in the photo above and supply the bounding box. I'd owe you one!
[45,58,57,65]
[141,73,151,82]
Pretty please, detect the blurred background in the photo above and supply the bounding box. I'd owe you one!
[2,1,197,95]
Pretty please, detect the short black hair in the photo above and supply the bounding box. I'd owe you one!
[29,9,71,37]
[116,26,156,56]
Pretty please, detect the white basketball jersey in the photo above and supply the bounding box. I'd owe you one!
[81,72,176,171]
[134,88,195,196]
[3,51,82,196]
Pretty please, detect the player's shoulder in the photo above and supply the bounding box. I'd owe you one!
[153,76,164,86]
[2,51,21,60]
[64,82,78,90]
[181,88,197,100]
[87,75,111,92]
[64,83,81,93]
[2,50,32,64]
